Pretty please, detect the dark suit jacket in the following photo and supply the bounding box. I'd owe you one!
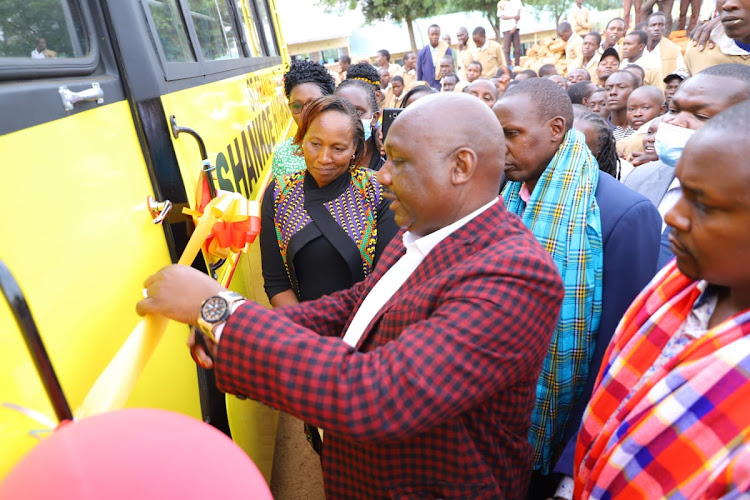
[215,200,564,499]
[553,173,662,477]
[417,44,452,90]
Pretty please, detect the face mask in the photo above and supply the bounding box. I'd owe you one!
[361,119,373,141]
[654,121,696,168]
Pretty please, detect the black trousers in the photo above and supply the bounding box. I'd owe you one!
[526,470,561,500]
[503,29,522,67]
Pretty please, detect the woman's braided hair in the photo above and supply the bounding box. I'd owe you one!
[345,62,382,89]
[283,59,336,99]
[577,111,621,180]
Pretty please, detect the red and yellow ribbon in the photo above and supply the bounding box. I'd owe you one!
[76,188,260,419]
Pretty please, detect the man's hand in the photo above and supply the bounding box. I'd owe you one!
[136,264,227,325]
[691,13,721,51]
[631,151,649,166]
[189,327,217,370]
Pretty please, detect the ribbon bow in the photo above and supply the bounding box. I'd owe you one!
[75,172,260,419]
[183,169,261,259]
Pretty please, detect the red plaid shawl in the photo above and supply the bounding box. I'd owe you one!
[575,261,750,498]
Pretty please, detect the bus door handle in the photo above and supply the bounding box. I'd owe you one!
[146,196,172,224]
[58,82,104,111]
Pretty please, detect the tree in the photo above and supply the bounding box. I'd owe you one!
[587,0,623,11]
[522,0,572,26]
[319,0,443,52]
[445,0,501,40]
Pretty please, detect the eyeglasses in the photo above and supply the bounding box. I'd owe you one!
[289,100,310,115]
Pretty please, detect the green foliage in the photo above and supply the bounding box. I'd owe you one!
[0,0,78,57]
[319,0,444,51]
[319,0,442,23]
[443,0,501,39]
[586,0,623,11]
[522,0,572,24]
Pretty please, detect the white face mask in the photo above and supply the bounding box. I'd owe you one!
[361,118,373,141]
[654,121,696,168]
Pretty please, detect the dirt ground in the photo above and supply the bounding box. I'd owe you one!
[270,412,326,500]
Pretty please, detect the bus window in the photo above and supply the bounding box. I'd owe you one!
[0,0,89,59]
[187,0,240,61]
[146,0,196,62]
[251,0,279,57]
[233,0,262,58]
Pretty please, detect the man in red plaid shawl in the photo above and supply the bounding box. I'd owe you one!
[574,100,750,498]
[138,94,564,499]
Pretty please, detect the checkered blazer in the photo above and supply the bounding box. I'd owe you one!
[215,199,564,499]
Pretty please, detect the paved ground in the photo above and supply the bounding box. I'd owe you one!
[270,412,326,499]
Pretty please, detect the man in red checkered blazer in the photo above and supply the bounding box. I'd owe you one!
[139,93,564,499]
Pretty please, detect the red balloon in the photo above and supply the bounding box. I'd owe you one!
[0,408,273,499]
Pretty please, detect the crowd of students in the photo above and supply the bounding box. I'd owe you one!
[137,2,750,498]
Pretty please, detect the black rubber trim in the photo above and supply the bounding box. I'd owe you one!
[0,260,73,423]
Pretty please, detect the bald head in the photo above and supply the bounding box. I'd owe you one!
[567,68,591,84]
[628,85,664,104]
[468,79,499,107]
[398,93,505,177]
[380,93,505,234]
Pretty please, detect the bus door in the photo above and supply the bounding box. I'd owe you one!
[0,0,202,477]
[101,0,292,481]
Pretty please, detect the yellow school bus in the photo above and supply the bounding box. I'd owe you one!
[0,0,291,482]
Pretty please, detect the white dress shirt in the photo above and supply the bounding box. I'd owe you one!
[430,44,439,66]
[342,199,498,347]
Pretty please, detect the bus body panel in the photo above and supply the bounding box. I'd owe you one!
[0,101,201,477]
[1,0,292,484]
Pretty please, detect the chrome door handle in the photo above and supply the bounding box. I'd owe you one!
[59,82,104,111]
[146,196,173,225]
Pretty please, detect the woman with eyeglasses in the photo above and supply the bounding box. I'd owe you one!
[271,60,336,178]
[260,95,398,453]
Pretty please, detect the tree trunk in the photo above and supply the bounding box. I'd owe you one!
[406,17,417,53]
[485,9,501,41]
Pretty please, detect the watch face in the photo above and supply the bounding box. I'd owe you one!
[201,296,228,323]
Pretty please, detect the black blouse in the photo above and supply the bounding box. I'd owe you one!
[260,169,398,302]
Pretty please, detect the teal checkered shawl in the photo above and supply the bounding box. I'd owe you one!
[502,129,603,473]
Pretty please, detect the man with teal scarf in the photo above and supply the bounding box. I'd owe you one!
[493,78,661,498]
